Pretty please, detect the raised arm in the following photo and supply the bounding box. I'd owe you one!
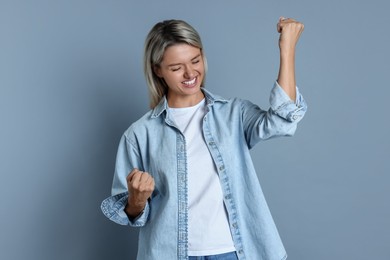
[276,17,304,101]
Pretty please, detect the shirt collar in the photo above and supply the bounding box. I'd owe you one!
[151,88,228,119]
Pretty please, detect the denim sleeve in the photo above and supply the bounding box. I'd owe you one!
[101,192,150,226]
[270,81,307,122]
[241,81,307,148]
[100,133,150,227]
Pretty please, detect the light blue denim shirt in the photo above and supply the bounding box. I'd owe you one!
[101,82,307,260]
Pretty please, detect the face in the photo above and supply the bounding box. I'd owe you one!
[154,44,205,108]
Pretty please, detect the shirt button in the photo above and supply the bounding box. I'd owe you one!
[232,223,238,228]
[219,165,224,171]
[292,115,299,120]
[238,250,243,254]
[208,141,215,146]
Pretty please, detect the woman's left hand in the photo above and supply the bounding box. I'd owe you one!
[277,17,304,55]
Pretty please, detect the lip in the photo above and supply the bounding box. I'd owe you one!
[181,76,198,88]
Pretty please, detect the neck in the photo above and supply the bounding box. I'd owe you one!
[167,91,205,108]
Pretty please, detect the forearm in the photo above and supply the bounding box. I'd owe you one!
[276,17,304,102]
[125,197,147,219]
[277,51,296,101]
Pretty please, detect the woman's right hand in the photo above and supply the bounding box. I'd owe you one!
[125,168,155,218]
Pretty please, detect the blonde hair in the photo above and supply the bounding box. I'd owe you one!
[144,19,207,108]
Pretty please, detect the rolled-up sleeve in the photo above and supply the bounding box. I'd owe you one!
[101,192,150,226]
[100,132,150,227]
[242,81,307,148]
[270,81,307,122]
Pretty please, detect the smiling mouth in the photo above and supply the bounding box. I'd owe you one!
[182,77,197,86]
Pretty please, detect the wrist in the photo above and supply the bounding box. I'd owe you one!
[128,196,147,209]
[279,46,296,59]
[125,199,146,218]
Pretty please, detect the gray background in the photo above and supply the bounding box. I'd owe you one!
[1,0,389,259]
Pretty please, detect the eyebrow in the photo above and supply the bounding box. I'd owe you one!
[167,54,201,67]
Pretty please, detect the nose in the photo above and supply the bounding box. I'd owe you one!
[183,65,195,79]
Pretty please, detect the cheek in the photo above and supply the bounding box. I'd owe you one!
[164,73,182,86]
[196,63,205,73]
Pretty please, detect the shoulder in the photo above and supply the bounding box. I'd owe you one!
[122,110,156,142]
[203,88,248,110]
[212,95,255,113]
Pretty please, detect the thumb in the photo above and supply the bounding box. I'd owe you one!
[277,17,285,33]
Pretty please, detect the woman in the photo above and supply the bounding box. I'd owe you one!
[101,18,306,260]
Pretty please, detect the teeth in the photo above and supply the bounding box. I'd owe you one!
[183,77,196,85]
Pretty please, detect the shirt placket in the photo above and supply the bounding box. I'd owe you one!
[177,133,188,260]
[202,111,246,260]
[165,116,189,260]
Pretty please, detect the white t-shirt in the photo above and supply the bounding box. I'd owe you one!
[169,99,236,256]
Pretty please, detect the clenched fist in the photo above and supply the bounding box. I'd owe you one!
[277,17,304,55]
[125,168,155,218]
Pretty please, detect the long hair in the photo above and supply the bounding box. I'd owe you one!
[144,20,207,108]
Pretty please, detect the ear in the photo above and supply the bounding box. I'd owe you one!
[153,65,162,78]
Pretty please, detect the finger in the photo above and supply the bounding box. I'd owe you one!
[298,26,304,38]
[279,17,299,29]
[275,17,280,32]
[277,18,291,33]
[150,179,155,191]
[137,171,152,184]
[299,23,305,33]
[130,171,144,186]
[127,168,140,180]
[139,175,154,192]
[139,172,151,183]
[279,17,291,23]
[281,17,297,23]
[128,174,138,185]
[146,176,155,187]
